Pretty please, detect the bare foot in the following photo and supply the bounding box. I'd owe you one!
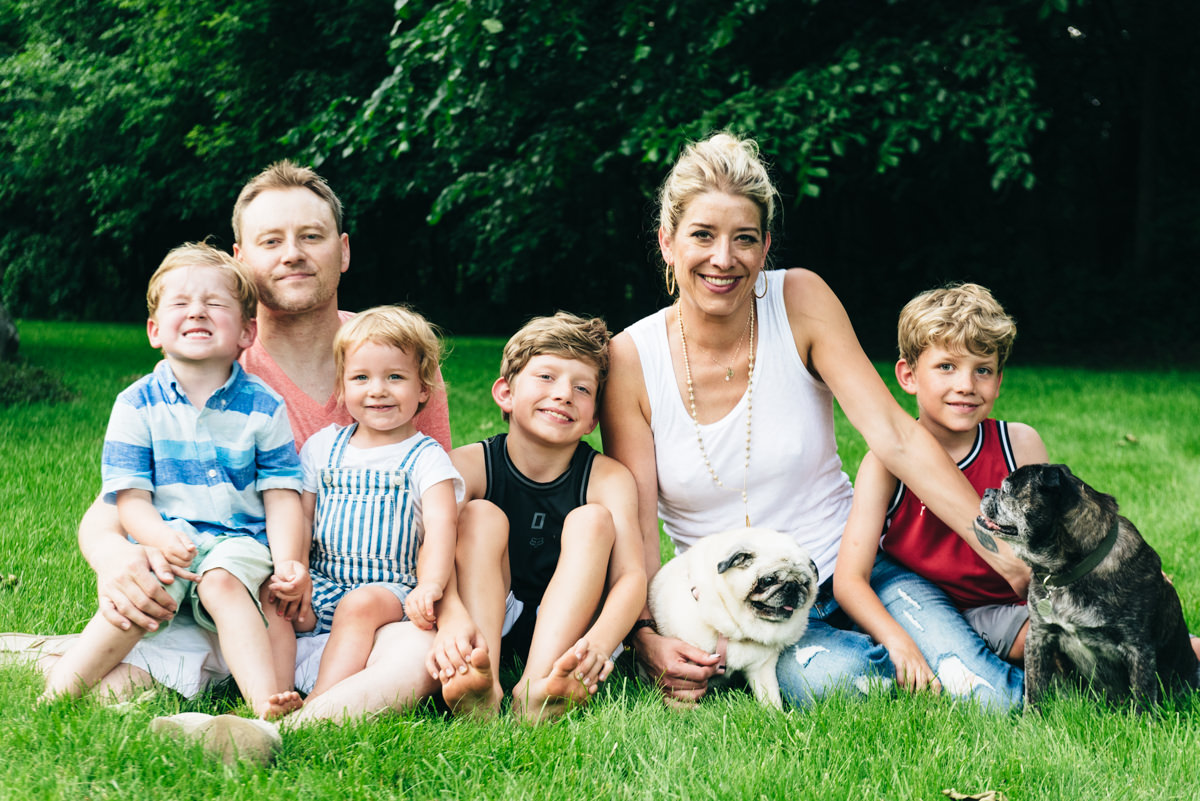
[513,650,593,724]
[441,645,501,719]
[257,690,303,720]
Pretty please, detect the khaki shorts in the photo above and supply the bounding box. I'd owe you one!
[157,535,273,634]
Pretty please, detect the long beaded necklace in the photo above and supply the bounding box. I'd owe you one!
[677,301,755,527]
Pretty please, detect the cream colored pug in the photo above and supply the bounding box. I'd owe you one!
[648,527,818,708]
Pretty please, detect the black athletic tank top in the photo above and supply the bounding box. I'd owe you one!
[482,434,597,607]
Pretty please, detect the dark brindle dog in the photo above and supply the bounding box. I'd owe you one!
[975,463,1199,708]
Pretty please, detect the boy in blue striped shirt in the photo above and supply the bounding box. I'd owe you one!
[44,243,308,720]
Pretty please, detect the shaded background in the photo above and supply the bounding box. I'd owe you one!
[2,0,1195,363]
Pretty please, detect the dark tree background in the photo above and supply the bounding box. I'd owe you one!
[1,0,1195,362]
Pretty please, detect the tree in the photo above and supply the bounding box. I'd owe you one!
[302,0,1050,330]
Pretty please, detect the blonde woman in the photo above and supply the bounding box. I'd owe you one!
[600,132,1029,709]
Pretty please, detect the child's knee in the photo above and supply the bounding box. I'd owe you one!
[196,568,245,601]
[333,586,396,623]
[561,504,615,549]
[458,499,510,549]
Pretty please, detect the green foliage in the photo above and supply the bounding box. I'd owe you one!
[0,0,394,319]
[302,0,1049,311]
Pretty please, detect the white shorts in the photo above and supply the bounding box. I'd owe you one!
[124,616,325,699]
[122,591,528,699]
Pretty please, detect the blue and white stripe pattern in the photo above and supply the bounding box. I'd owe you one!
[101,360,302,548]
[308,424,437,633]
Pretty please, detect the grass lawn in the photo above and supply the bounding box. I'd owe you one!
[2,320,1199,800]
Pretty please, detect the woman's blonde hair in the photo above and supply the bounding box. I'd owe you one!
[657,132,779,293]
[897,282,1017,371]
[333,305,444,410]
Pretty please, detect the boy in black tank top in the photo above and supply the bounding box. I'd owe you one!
[427,313,645,723]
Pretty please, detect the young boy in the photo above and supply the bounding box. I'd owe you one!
[44,243,308,720]
[834,283,1047,695]
[425,312,646,722]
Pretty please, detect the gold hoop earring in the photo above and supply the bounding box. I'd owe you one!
[754,271,768,299]
[665,266,677,297]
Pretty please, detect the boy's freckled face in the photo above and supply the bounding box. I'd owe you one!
[502,354,600,444]
[904,345,1002,436]
[148,266,254,367]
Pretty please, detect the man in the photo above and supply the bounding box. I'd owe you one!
[42,162,448,724]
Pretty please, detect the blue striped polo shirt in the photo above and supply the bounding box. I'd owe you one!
[101,360,302,547]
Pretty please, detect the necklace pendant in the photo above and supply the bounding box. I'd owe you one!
[725,368,734,381]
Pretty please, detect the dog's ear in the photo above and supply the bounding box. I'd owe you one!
[717,549,755,574]
[809,559,819,586]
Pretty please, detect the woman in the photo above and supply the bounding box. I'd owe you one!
[600,132,1027,708]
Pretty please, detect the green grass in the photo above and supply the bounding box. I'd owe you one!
[2,320,1200,800]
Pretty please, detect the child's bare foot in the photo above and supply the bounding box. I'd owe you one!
[257,690,303,720]
[441,645,501,719]
[513,650,594,724]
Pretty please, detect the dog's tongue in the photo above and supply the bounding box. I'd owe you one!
[784,605,794,612]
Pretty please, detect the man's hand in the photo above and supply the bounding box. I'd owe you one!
[96,541,197,632]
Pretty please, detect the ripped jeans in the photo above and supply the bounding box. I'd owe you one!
[775,555,1023,711]
[871,554,1023,710]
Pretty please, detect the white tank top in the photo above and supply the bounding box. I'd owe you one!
[625,270,854,584]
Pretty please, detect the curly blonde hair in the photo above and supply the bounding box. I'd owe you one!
[897,283,1017,371]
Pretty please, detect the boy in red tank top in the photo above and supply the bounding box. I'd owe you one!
[834,283,1047,693]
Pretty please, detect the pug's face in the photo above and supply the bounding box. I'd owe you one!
[715,539,819,625]
[975,463,1109,574]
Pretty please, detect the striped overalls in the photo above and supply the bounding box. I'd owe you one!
[308,424,439,634]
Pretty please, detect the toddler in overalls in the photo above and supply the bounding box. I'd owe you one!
[296,305,463,701]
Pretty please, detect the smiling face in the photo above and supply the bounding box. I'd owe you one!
[659,191,770,320]
[147,265,255,368]
[233,187,349,315]
[341,340,429,446]
[897,344,1003,444]
[494,353,600,447]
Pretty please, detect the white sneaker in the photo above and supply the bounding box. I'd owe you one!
[150,712,282,766]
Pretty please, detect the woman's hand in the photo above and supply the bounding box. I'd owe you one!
[633,628,724,706]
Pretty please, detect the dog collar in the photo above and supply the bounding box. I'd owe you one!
[1040,518,1120,588]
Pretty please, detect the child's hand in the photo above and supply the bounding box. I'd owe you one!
[268,561,312,623]
[887,638,942,694]
[564,636,614,693]
[427,620,484,682]
[162,530,197,569]
[404,582,443,630]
